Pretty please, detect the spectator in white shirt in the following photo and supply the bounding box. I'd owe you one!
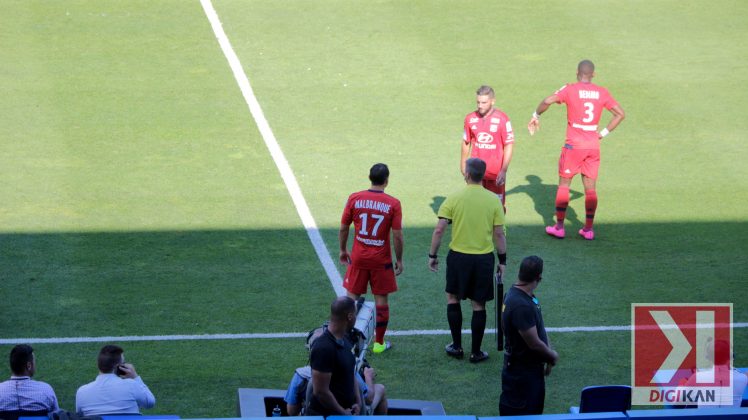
[76,344,155,416]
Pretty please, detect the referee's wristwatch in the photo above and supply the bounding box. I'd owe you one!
[428,253,438,259]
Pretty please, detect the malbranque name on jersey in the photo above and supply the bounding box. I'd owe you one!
[354,199,391,213]
[355,236,385,247]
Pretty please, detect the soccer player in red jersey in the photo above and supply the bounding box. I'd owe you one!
[339,163,404,354]
[527,60,625,240]
[461,85,515,209]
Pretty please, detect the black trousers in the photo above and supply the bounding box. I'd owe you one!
[499,360,546,415]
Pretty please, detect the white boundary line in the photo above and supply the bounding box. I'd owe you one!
[3,323,746,345]
[199,0,345,296]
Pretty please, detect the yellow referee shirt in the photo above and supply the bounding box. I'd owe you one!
[437,184,504,254]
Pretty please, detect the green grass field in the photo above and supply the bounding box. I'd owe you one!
[1,0,747,417]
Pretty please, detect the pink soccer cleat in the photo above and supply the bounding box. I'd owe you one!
[545,225,565,239]
[578,228,595,240]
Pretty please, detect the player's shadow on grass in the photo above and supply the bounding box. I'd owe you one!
[506,175,583,226]
[430,196,446,215]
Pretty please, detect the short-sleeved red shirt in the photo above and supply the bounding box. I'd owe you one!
[554,81,618,150]
[341,189,402,269]
[463,108,515,180]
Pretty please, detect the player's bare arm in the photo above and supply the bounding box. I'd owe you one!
[392,229,404,275]
[493,224,507,277]
[338,223,351,265]
[428,218,449,272]
[460,140,471,175]
[496,143,513,185]
[527,94,559,135]
[598,104,626,139]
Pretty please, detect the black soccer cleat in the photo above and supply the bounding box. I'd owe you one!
[469,351,489,364]
[445,343,464,359]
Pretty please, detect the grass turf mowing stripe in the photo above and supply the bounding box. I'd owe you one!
[3,322,746,344]
[199,0,345,296]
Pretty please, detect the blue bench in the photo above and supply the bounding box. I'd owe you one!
[483,413,627,420]
[626,407,748,419]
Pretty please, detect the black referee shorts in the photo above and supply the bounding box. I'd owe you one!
[445,250,494,303]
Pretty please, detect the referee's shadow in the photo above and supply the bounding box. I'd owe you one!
[506,174,583,226]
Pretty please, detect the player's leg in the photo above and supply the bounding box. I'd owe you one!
[547,148,577,238]
[445,251,465,358]
[370,266,398,353]
[579,150,600,240]
[343,266,368,299]
[546,177,572,238]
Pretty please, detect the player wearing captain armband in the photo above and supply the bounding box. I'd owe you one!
[527,60,625,241]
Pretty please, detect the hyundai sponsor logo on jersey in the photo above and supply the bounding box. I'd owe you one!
[477,132,493,143]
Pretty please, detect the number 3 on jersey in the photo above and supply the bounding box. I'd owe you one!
[583,102,595,123]
[358,213,385,236]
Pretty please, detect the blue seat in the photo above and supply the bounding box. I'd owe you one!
[569,385,632,414]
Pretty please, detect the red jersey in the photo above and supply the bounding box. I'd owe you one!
[463,108,514,179]
[554,81,619,150]
[341,189,402,270]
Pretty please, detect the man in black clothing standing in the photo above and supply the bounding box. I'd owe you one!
[309,297,362,416]
[500,256,559,415]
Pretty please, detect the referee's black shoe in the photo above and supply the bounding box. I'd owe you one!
[469,351,489,364]
[445,343,464,359]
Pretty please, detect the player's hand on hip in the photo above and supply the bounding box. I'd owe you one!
[428,257,439,272]
[394,260,404,276]
[544,363,553,377]
[339,251,351,266]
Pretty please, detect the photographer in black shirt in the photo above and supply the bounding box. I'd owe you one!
[500,256,558,415]
[308,297,362,416]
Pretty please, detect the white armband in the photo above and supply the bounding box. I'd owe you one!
[599,128,610,138]
[532,111,540,119]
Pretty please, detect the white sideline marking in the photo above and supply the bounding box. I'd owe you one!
[3,323,746,344]
[199,0,345,297]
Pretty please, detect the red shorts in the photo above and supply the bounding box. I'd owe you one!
[343,265,397,295]
[558,147,600,179]
[481,178,506,206]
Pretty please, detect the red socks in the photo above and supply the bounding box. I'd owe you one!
[375,304,389,344]
[584,190,598,230]
[555,186,570,227]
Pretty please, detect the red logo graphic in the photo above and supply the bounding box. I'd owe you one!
[631,304,733,406]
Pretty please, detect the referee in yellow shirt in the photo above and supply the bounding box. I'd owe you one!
[428,157,507,363]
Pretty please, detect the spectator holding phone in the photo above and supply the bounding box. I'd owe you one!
[76,344,155,416]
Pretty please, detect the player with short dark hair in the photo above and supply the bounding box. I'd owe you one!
[528,60,625,240]
[339,163,404,354]
[461,85,515,210]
